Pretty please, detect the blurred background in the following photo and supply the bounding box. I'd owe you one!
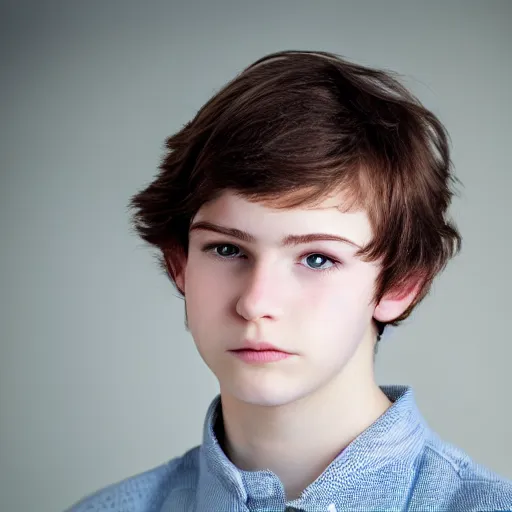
[0,1,510,510]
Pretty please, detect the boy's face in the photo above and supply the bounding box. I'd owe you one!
[178,189,382,407]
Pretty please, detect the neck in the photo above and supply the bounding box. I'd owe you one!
[218,338,392,500]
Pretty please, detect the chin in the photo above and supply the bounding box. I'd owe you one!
[233,390,303,408]
[220,374,312,408]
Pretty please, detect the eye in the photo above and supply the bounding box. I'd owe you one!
[203,243,244,259]
[201,243,341,273]
[216,244,241,258]
[302,253,337,271]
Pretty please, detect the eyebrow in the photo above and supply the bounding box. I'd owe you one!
[189,221,363,249]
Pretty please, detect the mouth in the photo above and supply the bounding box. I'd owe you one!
[229,348,292,363]
[229,341,294,363]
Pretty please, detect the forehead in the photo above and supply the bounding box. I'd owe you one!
[192,190,373,247]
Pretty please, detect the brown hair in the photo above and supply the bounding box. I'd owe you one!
[128,50,462,340]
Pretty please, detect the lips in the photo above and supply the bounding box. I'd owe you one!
[233,341,291,353]
[230,348,292,363]
[229,341,294,363]
[242,341,286,352]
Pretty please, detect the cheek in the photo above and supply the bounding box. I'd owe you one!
[299,272,375,327]
[184,256,232,320]
[185,253,219,294]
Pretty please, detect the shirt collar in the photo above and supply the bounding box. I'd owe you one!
[198,385,428,510]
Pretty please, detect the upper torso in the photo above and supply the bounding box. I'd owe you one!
[66,386,512,512]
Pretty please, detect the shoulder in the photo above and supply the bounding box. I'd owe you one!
[410,432,512,511]
[64,447,201,512]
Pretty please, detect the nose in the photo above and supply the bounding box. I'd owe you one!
[235,261,285,322]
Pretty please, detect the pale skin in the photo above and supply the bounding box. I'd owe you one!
[172,189,420,501]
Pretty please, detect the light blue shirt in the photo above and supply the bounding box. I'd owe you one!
[66,385,512,511]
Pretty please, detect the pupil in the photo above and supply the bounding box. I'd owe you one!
[308,254,325,268]
[219,245,237,256]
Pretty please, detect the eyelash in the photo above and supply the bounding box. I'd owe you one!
[200,242,342,274]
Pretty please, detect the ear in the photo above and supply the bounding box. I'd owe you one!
[373,276,424,323]
[174,266,185,295]
[163,247,187,295]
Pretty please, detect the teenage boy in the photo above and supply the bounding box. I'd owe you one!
[67,50,512,512]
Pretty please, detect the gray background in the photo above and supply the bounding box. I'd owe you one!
[1,1,510,511]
